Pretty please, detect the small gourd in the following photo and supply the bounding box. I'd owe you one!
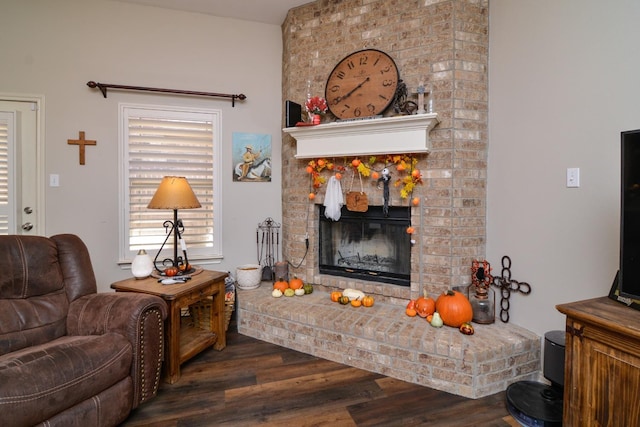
[339,295,350,305]
[294,288,305,296]
[459,322,475,335]
[272,289,283,298]
[343,288,365,300]
[284,288,295,297]
[430,312,444,328]
[414,290,436,318]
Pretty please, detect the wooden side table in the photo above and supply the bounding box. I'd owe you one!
[111,270,228,384]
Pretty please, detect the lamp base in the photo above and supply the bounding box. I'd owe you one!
[152,266,202,279]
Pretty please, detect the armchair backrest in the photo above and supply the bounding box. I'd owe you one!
[0,234,97,355]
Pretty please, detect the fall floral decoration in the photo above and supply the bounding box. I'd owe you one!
[303,154,423,200]
[306,158,347,191]
[305,96,328,115]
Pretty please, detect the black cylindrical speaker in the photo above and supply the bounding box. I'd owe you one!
[543,330,566,387]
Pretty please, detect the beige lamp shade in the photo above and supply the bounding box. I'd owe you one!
[147,176,201,210]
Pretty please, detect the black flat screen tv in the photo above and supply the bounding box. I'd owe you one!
[617,129,640,306]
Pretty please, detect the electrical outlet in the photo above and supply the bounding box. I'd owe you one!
[49,174,60,187]
[567,168,580,188]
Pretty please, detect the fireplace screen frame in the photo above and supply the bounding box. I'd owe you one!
[318,205,411,286]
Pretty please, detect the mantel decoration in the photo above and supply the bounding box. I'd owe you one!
[305,96,328,124]
[305,154,423,200]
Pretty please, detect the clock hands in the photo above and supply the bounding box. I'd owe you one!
[332,77,370,104]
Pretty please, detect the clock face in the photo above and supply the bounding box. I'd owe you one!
[325,49,399,120]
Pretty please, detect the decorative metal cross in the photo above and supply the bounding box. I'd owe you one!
[67,131,96,165]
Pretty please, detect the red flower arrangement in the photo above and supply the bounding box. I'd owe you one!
[305,96,328,114]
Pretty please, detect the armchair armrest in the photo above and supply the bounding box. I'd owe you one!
[67,292,167,408]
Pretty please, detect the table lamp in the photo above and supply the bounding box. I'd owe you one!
[147,176,201,274]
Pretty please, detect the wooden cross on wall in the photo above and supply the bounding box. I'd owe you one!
[68,131,96,165]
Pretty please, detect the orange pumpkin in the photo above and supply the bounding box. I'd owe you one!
[273,278,289,292]
[350,299,362,307]
[289,276,304,290]
[164,266,179,277]
[362,295,375,307]
[330,291,342,302]
[414,291,435,318]
[435,290,473,327]
[406,307,417,317]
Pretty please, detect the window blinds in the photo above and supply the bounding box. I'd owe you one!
[125,109,215,254]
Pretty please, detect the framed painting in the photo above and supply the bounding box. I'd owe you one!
[232,133,272,182]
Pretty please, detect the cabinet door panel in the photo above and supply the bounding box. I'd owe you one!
[588,339,640,427]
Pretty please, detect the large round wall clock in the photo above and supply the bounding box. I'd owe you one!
[325,49,399,120]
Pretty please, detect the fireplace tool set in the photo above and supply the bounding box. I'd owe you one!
[257,217,280,281]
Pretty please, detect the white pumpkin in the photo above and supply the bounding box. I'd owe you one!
[342,288,365,301]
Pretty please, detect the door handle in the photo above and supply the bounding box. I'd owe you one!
[22,222,33,231]
[24,206,33,214]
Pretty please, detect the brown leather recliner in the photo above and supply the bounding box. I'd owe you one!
[0,234,167,427]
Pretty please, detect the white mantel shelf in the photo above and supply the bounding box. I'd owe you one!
[283,113,439,159]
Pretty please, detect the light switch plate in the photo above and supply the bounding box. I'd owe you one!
[567,168,580,188]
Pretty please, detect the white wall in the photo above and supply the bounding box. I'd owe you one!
[488,0,640,336]
[1,0,283,291]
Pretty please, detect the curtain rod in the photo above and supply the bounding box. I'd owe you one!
[86,81,246,106]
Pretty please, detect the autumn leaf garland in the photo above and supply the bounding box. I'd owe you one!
[305,155,423,198]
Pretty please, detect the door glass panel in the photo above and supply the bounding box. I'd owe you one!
[0,112,15,234]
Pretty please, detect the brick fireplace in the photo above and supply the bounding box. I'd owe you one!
[238,0,542,399]
[279,0,490,302]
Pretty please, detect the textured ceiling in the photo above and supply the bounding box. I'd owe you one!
[112,0,312,25]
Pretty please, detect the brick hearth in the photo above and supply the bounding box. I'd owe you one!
[238,285,540,399]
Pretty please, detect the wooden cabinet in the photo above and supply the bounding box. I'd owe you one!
[556,297,640,427]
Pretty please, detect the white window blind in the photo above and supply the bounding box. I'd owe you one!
[0,112,15,235]
[120,104,222,263]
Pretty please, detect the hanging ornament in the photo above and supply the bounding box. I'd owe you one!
[377,167,391,217]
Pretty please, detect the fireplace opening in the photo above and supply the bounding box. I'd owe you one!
[319,205,411,286]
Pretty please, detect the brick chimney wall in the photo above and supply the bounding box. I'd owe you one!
[281,0,489,302]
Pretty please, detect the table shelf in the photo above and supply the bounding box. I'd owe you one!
[179,323,217,363]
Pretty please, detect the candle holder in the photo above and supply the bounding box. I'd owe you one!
[469,259,495,323]
[468,283,496,324]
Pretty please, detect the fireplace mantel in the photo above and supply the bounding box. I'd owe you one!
[283,113,439,159]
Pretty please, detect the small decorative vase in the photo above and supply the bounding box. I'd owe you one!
[313,114,321,125]
[131,249,154,279]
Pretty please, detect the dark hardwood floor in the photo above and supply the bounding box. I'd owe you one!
[122,318,518,426]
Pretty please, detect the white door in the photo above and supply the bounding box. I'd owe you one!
[0,99,42,235]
